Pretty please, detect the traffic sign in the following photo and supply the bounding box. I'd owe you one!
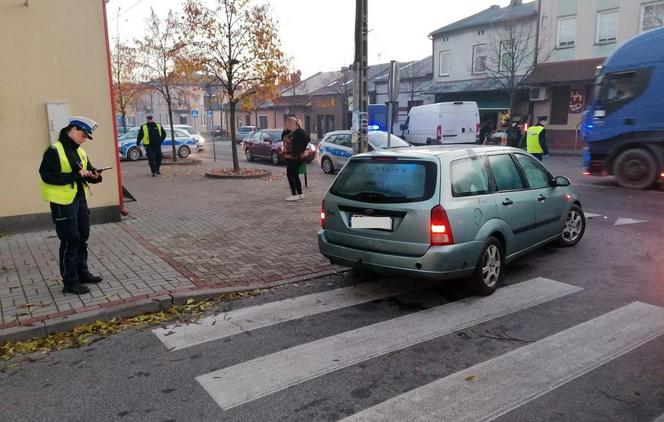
[191,109,199,117]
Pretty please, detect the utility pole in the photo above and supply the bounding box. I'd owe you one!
[352,0,368,154]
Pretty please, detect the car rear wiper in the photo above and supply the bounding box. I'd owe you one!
[350,192,408,201]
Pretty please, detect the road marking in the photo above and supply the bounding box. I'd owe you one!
[614,217,648,226]
[584,212,605,219]
[153,280,436,351]
[342,302,664,422]
[196,278,581,410]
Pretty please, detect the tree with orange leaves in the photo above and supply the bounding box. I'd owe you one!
[111,38,145,134]
[184,0,288,171]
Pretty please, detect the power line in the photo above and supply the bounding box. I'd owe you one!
[108,0,148,22]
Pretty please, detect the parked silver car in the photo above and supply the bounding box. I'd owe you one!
[316,130,411,174]
[318,146,585,296]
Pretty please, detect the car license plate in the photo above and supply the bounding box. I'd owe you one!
[350,215,392,230]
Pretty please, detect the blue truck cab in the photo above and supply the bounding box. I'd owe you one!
[582,27,664,189]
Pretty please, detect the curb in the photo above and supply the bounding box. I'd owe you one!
[204,169,271,179]
[551,149,583,157]
[0,268,345,344]
[161,159,202,166]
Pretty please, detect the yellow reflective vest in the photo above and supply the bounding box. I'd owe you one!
[140,123,163,146]
[526,125,544,154]
[39,141,89,205]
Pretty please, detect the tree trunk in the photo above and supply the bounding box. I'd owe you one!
[121,113,127,133]
[165,87,177,161]
[229,100,240,171]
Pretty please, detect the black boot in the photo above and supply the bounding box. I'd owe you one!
[79,272,103,284]
[63,283,90,295]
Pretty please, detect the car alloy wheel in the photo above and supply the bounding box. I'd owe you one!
[245,148,255,161]
[178,145,191,158]
[558,204,585,247]
[469,236,502,296]
[321,157,334,174]
[127,147,141,161]
[271,152,280,165]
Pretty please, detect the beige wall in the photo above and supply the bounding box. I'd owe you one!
[0,0,119,219]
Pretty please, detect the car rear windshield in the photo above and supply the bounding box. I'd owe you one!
[329,159,437,203]
[368,132,410,148]
[239,127,253,132]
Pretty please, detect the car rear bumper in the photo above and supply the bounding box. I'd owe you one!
[318,230,480,279]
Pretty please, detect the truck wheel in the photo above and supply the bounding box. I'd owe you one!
[613,149,657,189]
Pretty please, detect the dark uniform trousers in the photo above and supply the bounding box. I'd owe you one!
[50,191,90,286]
[147,146,163,174]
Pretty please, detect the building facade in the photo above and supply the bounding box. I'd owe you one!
[0,0,121,233]
[428,1,538,127]
[529,0,664,148]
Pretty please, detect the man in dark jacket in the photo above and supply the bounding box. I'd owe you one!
[39,116,105,295]
[136,114,166,176]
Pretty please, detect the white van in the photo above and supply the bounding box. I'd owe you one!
[401,101,480,145]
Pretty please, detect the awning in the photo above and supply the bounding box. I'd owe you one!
[525,58,605,86]
[434,91,512,111]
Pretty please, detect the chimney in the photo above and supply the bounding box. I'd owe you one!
[510,0,523,5]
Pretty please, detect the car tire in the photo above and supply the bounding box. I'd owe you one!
[557,204,585,247]
[177,145,191,159]
[271,152,280,165]
[321,157,335,174]
[245,148,255,161]
[468,236,502,296]
[613,148,658,189]
[127,147,141,161]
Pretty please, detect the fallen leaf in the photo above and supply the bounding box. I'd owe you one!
[465,375,480,382]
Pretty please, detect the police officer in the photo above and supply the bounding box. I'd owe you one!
[39,117,105,295]
[136,114,166,176]
[526,116,550,161]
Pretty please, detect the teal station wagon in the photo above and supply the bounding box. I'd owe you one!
[318,146,585,296]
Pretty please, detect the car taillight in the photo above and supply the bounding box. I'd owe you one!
[436,125,442,140]
[476,123,480,136]
[430,205,453,245]
[321,200,326,229]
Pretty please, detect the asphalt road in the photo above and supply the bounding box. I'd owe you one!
[2,146,664,422]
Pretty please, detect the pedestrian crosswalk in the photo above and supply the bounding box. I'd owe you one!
[151,277,664,420]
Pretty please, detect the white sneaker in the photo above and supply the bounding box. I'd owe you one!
[298,194,304,200]
[285,195,300,202]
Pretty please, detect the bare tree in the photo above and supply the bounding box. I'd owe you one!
[184,0,288,171]
[401,61,428,105]
[482,19,548,118]
[111,39,145,133]
[134,8,194,161]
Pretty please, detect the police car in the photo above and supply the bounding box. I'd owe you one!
[316,128,411,174]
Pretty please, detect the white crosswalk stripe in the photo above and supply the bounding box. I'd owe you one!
[342,301,664,422]
[153,280,436,351]
[196,277,582,410]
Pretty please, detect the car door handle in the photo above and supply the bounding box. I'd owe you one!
[502,198,514,206]
[537,194,546,202]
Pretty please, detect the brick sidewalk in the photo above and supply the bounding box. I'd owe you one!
[0,157,339,329]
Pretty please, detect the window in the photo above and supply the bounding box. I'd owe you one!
[550,86,571,125]
[472,44,487,74]
[597,69,652,114]
[407,100,423,112]
[451,157,490,197]
[331,134,352,148]
[439,50,451,76]
[596,10,618,43]
[500,40,514,71]
[329,160,437,203]
[258,115,268,129]
[557,16,576,48]
[515,154,552,189]
[488,154,525,191]
[641,1,664,32]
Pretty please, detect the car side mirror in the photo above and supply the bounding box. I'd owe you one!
[554,176,571,186]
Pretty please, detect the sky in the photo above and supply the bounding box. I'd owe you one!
[106,0,513,79]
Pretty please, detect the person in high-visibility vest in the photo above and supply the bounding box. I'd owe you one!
[526,116,550,161]
[136,114,166,176]
[39,116,106,295]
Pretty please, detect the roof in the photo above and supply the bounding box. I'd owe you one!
[525,58,605,85]
[280,70,343,96]
[430,2,537,37]
[354,145,521,160]
[309,62,404,96]
[424,78,507,94]
[374,56,432,83]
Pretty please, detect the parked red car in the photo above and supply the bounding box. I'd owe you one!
[243,129,315,165]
